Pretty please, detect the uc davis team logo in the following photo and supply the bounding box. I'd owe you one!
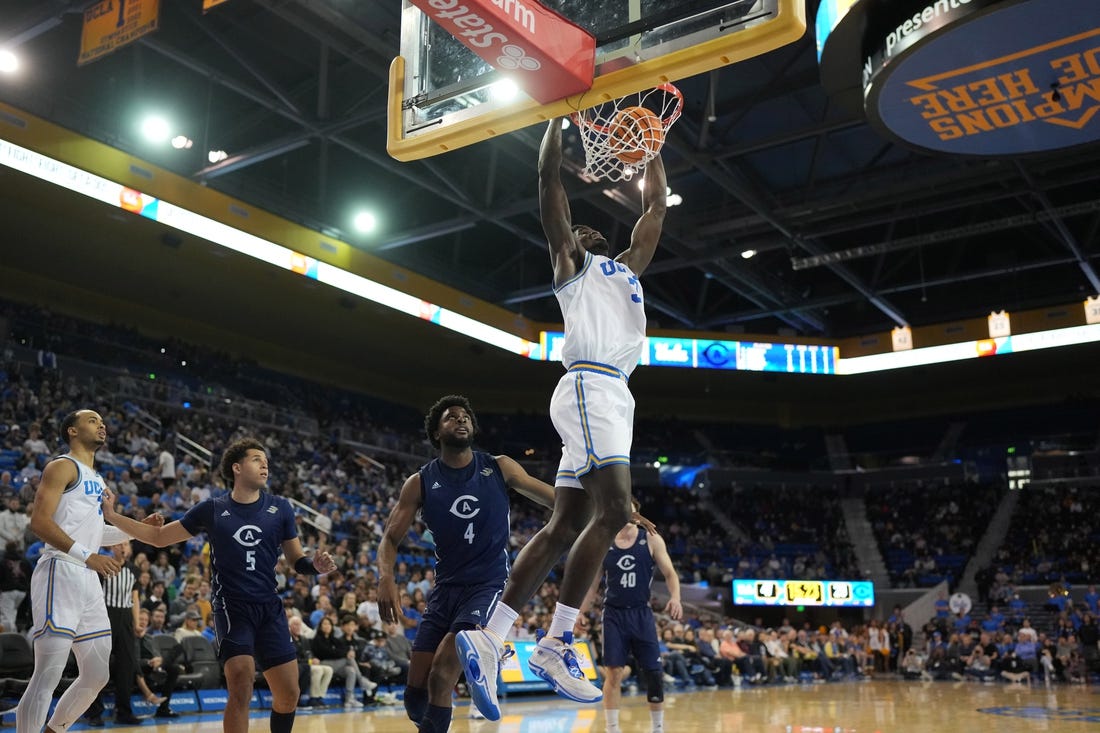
[232,525,263,547]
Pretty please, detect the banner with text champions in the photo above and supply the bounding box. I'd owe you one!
[820,0,1100,156]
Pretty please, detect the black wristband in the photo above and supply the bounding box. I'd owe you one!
[294,555,315,575]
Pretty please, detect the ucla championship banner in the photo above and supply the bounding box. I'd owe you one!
[79,0,160,66]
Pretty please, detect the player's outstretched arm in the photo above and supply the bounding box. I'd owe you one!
[648,530,683,620]
[101,513,163,546]
[539,118,579,285]
[101,487,193,547]
[496,455,555,509]
[378,473,422,624]
[619,154,667,276]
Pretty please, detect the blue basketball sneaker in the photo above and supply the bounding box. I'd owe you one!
[456,628,512,721]
[527,630,602,703]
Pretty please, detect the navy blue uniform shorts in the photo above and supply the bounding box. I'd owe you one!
[602,605,660,669]
[412,581,503,654]
[212,595,296,670]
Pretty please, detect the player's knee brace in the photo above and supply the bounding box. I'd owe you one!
[645,669,664,703]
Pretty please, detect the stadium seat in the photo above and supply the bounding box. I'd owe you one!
[149,635,204,690]
[0,632,34,697]
[181,636,223,689]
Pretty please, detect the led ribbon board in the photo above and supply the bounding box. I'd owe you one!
[733,578,875,607]
[0,136,534,357]
[4,132,1100,374]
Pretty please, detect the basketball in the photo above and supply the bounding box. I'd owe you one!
[608,106,665,165]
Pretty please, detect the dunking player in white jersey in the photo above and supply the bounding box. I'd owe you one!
[17,409,154,733]
[458,118,666,719]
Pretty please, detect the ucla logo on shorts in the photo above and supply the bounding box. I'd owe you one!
[616,555,636,571]
[449,495,480,519]
[232,525,263,547]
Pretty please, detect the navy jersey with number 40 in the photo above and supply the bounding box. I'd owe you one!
[419,452,510,587]
[603,529,654,609]
[180,492,297,604]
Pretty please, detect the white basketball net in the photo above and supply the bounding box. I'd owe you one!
[571,83,683,182]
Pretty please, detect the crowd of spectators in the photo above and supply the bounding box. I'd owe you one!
[707,484,861,584]
[866,482,1000,587]
[990,485,1100,587]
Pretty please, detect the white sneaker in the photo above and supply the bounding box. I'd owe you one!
[344,698,364,709]
[456,628,509,721]
[528,630,602,703]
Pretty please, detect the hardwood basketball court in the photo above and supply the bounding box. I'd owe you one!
[69,681,1098,732]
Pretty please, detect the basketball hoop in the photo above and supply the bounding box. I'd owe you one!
[571,83,683,182]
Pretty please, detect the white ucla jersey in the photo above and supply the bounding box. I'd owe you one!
[41,454,106,565]
[554,252,646,376]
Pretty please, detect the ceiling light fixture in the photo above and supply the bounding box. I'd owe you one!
[0,50,18,74]
[140,116,171,144]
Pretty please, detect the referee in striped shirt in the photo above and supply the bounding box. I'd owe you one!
[85,541,143,726]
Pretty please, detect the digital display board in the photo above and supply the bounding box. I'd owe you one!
[5,126,1100,377]
[732,578,874,607]
[499,639,599,692]
[536,331,839,374]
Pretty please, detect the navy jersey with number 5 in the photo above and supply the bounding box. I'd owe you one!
[180,492,297,604]
[419,452,510,587]
[603,529,654,609]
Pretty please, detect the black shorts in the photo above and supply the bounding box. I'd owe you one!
[602,605,660,670]
[212,595,296,670]
[412,581,504,654]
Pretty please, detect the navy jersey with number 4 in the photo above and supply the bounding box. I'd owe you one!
[180,492,297,604]
[603,528,654,609]
[419,452,510,587]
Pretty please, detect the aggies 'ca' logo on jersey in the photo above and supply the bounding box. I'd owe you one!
[449,495,480,519]
[232,525,263,547]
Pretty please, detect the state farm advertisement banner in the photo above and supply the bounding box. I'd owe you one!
[411,0,596,104]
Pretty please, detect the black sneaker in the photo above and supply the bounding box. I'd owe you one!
[86,715,105,727]
[154,707,180,719]
[114,712,145,725]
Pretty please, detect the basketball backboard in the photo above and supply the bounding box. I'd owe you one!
[387,0,806,160]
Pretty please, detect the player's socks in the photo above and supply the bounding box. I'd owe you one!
[547,602,580,640]
[271,709,295,733]
[418,704,452,733]
[485,603,518,641]
[404,685,429,723]
[650,708,664,732]
[606,709,621,732]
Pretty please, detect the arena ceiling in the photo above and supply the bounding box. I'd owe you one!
[1,0,1100,421]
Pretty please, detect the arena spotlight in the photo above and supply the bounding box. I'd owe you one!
[0,49,18,74]
[208,150,228,163]
[140,115,171,144]
[353,210,377,233]
[171,135,193,150]
[491,78,520,102]
[741,249,757,259]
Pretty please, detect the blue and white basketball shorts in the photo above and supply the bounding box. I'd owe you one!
[412,581,504,653]
[212,595,296,669]
[602,605,660,669]
[550,370,635,489]
[30,556,110,643]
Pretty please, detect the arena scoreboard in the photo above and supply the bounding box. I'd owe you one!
[732,578,874,607]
